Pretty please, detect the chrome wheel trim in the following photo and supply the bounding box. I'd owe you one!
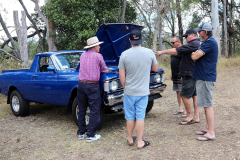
[12,95,20,112]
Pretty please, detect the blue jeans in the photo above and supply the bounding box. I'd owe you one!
[77,82,101,137]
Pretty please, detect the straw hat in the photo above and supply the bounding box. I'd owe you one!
[84,36,104,49]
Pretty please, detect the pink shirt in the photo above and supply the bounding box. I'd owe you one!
[79,49,107,81]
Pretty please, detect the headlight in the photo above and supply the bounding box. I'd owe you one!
[154,73,161,83]
[104,81,110,92]
[161,73,165,82]
[110,80,118,91]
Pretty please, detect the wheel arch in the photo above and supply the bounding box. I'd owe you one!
[7,86,18,104]
[67,87,78,112]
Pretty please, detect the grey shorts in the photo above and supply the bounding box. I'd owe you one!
[196,80,215,107]
[173,84,182,91]
[180,76,197,98]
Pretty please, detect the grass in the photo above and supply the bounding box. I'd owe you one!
[217,56,240,72]
[1,54,240,159]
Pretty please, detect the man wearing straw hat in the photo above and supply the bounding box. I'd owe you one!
[77,36,108,142]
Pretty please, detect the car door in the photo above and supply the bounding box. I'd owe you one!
[30,56,60,104]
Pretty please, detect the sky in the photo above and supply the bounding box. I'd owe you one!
[0,0,45,39]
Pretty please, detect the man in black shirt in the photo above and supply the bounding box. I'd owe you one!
[155,29,200,124]
[170,36,185,117]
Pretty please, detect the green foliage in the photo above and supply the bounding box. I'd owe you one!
[28,38,42,59]
[45,0,137,50]
[188,12,203,29]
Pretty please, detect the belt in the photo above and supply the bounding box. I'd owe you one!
[79,80,99,84]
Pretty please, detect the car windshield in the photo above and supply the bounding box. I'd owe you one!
[55,52,82,70]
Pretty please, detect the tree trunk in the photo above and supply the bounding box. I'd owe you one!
[176,0,183,44]
[13,11,29,67]
[223,0,228,57]
[0,13,21,60]
[211,0,221,58]
[158,17,163,51]
[152,17,159,51]
[158,16,165,61]
[120,0,126,23]
[18,0,45,52]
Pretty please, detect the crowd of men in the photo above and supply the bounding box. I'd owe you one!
[76,22,218,148]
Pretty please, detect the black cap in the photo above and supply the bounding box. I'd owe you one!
[182,29,197,37]
[130,29,142,45]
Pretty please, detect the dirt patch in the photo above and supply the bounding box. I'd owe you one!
[1,67,240,159]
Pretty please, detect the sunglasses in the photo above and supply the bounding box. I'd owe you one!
[171,41,178,44]
[184,34,191,38]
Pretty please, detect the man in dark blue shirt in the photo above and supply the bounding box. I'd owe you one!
[192,22,218,141]
[155,29,200,125]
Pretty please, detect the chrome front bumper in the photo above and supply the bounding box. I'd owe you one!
[104,83,167,107]
[150,84,167,94]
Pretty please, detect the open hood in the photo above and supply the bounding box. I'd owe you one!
[95,24,144,66]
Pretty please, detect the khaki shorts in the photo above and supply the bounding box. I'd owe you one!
[196,80,215,107]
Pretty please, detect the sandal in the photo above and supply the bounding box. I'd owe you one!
[127,136,137,146]
[173,111,184,115]
[196,130,207,135]
[137,140,150,149]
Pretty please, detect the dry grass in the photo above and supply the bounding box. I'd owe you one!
[217,56,240,72]
[0,56,240,159]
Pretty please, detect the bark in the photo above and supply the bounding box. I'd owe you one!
[153,17,160,51]
[176,0,183,44]
[33,0,57,52]
[228,0,234,57]
[0,13,21,60]
[158,16,165,61]
[154,0,165,61]
[211,0,221,58]
[1,28,43,49]
[13,11,29,67]
[0,49,22,62]
[18,0,45,52]
[120,0,127,23]
[223,0,228,57]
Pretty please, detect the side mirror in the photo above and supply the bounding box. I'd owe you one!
[47,67,56,72]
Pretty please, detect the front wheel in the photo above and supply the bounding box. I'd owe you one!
[10,90,29,116]
[146,100,154,114]
[72,97,105,129]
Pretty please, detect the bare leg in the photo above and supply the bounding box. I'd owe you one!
[135,120,145,148]
[177,91,184,111]
[181,96,193,122]
[203,107,215,138]
[192,96,199,121]
[127,120,135,144]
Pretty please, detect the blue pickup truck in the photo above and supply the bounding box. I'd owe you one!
[0,24,166,127]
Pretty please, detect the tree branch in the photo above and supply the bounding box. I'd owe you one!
[18,0,45,52]
[0,49,22,62]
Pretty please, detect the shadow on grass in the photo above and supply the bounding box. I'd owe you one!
[28,103,126,130]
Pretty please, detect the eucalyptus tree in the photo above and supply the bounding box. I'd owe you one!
[45,0,137,50]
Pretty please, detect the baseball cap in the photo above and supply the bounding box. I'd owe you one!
[195,23,212,32]
[130,29,143,45]
[182,29,197,37]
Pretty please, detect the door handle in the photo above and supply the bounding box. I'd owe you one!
[33,75,39,77]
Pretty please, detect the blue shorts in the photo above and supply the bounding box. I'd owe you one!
[123,94,148,121]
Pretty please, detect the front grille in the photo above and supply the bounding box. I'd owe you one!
[105,71,164,94]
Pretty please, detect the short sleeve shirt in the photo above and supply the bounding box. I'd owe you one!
[118,46,158,96]
[176,38,200,77]
[193,36,218,82]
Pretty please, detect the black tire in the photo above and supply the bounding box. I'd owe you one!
[10,90,29,116]
[72,97,105,129]
[146,100,154,114]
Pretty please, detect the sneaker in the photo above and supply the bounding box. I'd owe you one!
[86,134,101,142]
[78,133,87,140]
